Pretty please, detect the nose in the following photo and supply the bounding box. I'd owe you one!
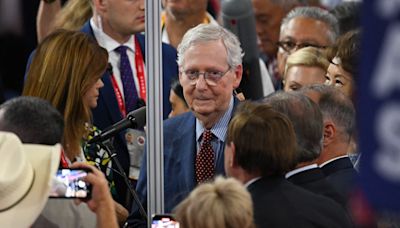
[139,0,145,10]
[195,74,208,90]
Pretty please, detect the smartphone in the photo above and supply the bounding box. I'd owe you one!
[151,214,180,228]
[49,168,92,199]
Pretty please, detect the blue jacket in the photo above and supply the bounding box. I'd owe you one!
[127,98,239,227]
[81,21,179,206]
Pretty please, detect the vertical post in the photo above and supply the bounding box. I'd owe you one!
[145,0,164,225]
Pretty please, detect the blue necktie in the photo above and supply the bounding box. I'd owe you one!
[115,46,138,113]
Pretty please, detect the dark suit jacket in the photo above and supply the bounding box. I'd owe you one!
[127,98,239,227]
[321,156,358,202]
[81,21,178,206]
[287,167,347,208]
[248,177,353,228]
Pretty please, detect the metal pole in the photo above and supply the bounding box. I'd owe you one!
[145,0,164,225]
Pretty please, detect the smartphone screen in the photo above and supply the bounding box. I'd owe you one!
[152,214,180,228]
[49,168,91,199]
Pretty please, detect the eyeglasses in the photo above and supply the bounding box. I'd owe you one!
[277,40,327,54]
[181,67,231,86]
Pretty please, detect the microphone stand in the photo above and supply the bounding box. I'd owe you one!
[97,139,148,222]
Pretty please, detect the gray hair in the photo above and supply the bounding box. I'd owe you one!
[299,84,355,141]
[281,6,339,44]
[177,24,243,68]
[262,91,323,163]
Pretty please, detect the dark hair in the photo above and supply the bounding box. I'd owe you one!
[262,91,323,163]
[327,30,360,78]
[330,2,361,35]
[0,96,64,145]
[171,78,187,107]
[227,101,296,177]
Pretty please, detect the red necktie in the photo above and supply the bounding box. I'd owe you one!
[195,130,215,184]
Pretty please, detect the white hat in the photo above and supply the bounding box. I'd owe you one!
[0,131,61,227]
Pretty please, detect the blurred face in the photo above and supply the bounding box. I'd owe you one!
[277,17,332,77]
[83,79,104,108]
[252,0,288,58]
[325,57,354,97]
[168,90,189,118]
[162,0,208,18]
[283,65,326,91]
[179,40,242,122]
[98,0,145,41]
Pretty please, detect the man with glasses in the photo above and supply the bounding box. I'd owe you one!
[127,24,243,227]
[277,6,339,87]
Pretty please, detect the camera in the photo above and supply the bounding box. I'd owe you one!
[151,214,180,228]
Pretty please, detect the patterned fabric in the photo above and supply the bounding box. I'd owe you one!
[115,45,138,113]
[195,130,215,183]
[82,124,117,198]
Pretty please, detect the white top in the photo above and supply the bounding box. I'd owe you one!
[90,18,143,100]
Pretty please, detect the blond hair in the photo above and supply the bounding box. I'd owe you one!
[284,46,329,79]
[174,176,255,228]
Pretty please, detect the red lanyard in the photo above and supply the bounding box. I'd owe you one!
[60,148,69,168]
[110,36,146,117]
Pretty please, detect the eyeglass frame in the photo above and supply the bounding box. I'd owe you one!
[180,67,232,86]
[276,40,327,54]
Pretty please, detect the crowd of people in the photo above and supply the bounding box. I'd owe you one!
[0,0,378,227]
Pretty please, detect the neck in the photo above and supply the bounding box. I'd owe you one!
[234,169,261,185]
[195,111,224,129]
[318,140,349,165]
[165,11,207,48]
[95,16,131,44]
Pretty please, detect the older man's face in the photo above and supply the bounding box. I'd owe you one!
[277,17,333,77]
[179,40,242,121]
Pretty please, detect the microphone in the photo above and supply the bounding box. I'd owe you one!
[89,106,146,144]
[221,0,264,100]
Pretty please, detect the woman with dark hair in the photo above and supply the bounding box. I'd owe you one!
[168,78,189,118]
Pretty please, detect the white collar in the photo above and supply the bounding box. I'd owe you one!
[285,164,318,179]
[319,155,349,168]
[244,176,262,188]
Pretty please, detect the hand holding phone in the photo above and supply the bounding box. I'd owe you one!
[50,168,92,199]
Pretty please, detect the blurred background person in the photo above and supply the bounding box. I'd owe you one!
[36,0,92,42]
[174,176,255,228]
[225,101,352,228]
[161,0,218,49]
[283,46,329,91]
[277,6,339,85]
[330,1,362,36]
[169,78,189,118]
[251,0,301,89]
[325,30,360,102]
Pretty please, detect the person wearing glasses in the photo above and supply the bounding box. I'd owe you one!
[277,6,339,88]
[127,24,243,227]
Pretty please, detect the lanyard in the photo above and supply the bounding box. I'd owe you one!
[110,36,146,117]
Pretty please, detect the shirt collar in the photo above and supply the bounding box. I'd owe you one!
[285,164,318,179]
[319,155,349,168]
[196,96,234,142]
[244,177,262,188]
[90,17,136,53]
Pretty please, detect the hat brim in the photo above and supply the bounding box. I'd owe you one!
[0,143,61,227]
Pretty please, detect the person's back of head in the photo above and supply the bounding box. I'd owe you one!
[174,176,255,228]
[226,101,297,177]
[299,84,355,143]
[0,96,64,145]
[262,91,323,164]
